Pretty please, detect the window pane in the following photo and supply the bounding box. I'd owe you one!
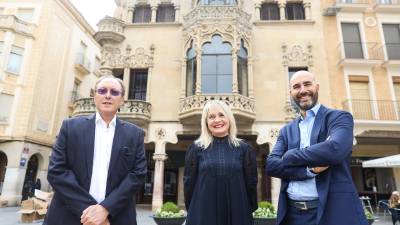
[156,4,175,22]
[383,24,400,60]
[129,69,148,100]
[286,3,305,20]
[7,46,24,74]
[217,55,232,74]
[202,55,217,75]
[199,0,235,5]
[133,6,151,23]
[202,75,217,93]
[238,58,248,96]
[17,8,34,22]
[341,23,363,58]
[261,3,280,20]
[0,93,13,122]
[186,59,197,96]
[217,75,232,93]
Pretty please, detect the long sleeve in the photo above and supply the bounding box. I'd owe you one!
[47,120,97,216]
[266,127,312,181]
[281,111,354,167]
[183,143,199,210]
[242,143,258,212]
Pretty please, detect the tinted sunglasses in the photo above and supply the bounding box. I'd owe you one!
[97,87,122,96]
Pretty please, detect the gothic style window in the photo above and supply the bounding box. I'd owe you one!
[261,3,280,20]
[198,0,236,5]
[202,35,232,93]
[133,5,151,23]
[186,42,197,96]
[156,4,175,22]
[286,2,305,20]
[237,40,248,96]
[129,69,148,101]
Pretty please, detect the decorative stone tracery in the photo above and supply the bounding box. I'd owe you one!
[101,44,155,68]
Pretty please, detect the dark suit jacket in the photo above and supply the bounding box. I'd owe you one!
[266,105,368,225]
[43,114,147,225]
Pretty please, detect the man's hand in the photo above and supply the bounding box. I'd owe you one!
[310,166,329,174]
[81,204,109,225]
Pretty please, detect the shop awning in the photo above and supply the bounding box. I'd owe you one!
[362,154,400,168]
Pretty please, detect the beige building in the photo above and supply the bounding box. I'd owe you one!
[321,0,400,204]
[74,0,335,210]
[0,0,101,205]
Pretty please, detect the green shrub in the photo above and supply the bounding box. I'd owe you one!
[154,202,185,218]
[253,201,277,218]
[365,210,374,220]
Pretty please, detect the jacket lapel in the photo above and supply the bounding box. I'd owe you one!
[106,118,125,190]
[288,118,301,149]
[310,105,328,145]
[85,114,96,181]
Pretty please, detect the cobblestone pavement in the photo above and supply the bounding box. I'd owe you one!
[0,205,393,225]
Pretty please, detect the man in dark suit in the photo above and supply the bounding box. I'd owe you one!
[44,75,147,225]
[266,71,368,225]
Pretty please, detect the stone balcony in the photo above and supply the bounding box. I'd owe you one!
[0,15,34,37]
[179,94,256,125]
[94,16,125,45]
[72,98,151,127]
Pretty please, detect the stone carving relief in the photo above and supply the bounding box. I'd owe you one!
[282,43,313,68]
[155,128,166,140]
[101,44,155,68]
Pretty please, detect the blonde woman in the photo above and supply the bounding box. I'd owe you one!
[183,100,258,225]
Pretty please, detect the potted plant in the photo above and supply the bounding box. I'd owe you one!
[253,201,277,225]
[152,202,186,225]
[365,210,374,225]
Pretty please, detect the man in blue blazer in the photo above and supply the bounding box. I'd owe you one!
[266,71,368,225]
[43,76,147,225]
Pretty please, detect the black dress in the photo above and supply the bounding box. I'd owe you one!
[183,137,258,225]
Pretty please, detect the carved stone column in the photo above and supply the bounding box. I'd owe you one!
[304,2,311,20]
[100,66,113,76]
[128,7,134,23]
[152,153,168,211]
[232,50,238,94]
[195,49,202,95]
[151,6,157,23]
[255,3,261,21]
[247,56,254,98]
[123,67,130,99]
[175,5,180,22]
[279,3,286,20]
[181,57,187,98]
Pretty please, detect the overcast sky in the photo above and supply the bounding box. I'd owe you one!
[70,0,116,30]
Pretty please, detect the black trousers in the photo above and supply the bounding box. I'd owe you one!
[282,204,317,225]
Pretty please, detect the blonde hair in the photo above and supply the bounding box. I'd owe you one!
[195,100,241,149]
[390,191,400,208]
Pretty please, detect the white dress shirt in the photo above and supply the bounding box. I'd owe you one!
[89,112,116,203]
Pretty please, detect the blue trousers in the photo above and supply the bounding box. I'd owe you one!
[282,205,317,225]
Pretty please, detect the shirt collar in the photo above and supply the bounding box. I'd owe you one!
[300,104,321,121]
[95,112,116,128]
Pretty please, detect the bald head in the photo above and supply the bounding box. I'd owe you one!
[290,70,316,86]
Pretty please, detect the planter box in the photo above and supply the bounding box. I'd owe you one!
[253,217,277,225]
[152,216,186,225]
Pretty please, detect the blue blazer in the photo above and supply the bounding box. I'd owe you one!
[266,105,368,225]
[43,114,147,225]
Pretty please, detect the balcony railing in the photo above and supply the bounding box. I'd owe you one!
[72,98,151,127]
[337,42,384,64]
[374,0,400,12]
[179,94,255,124]
[0,15,34,36]
[376,0,400,4]
[343,99,399,120]
[75,53,92,75]
[94,16,125,44]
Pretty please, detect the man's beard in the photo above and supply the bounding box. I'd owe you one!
[292,91,319,111]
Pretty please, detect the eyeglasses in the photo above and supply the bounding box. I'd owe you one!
[96,87,122,96]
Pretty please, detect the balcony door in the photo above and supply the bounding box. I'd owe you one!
[341,23,364,59]
[349,78,373,119]
[383,24,400,60]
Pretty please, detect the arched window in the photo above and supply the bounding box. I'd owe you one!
[202,35,232,93]
[198,0,236,5]
[237,40,248,96]
[186,42,197,96]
